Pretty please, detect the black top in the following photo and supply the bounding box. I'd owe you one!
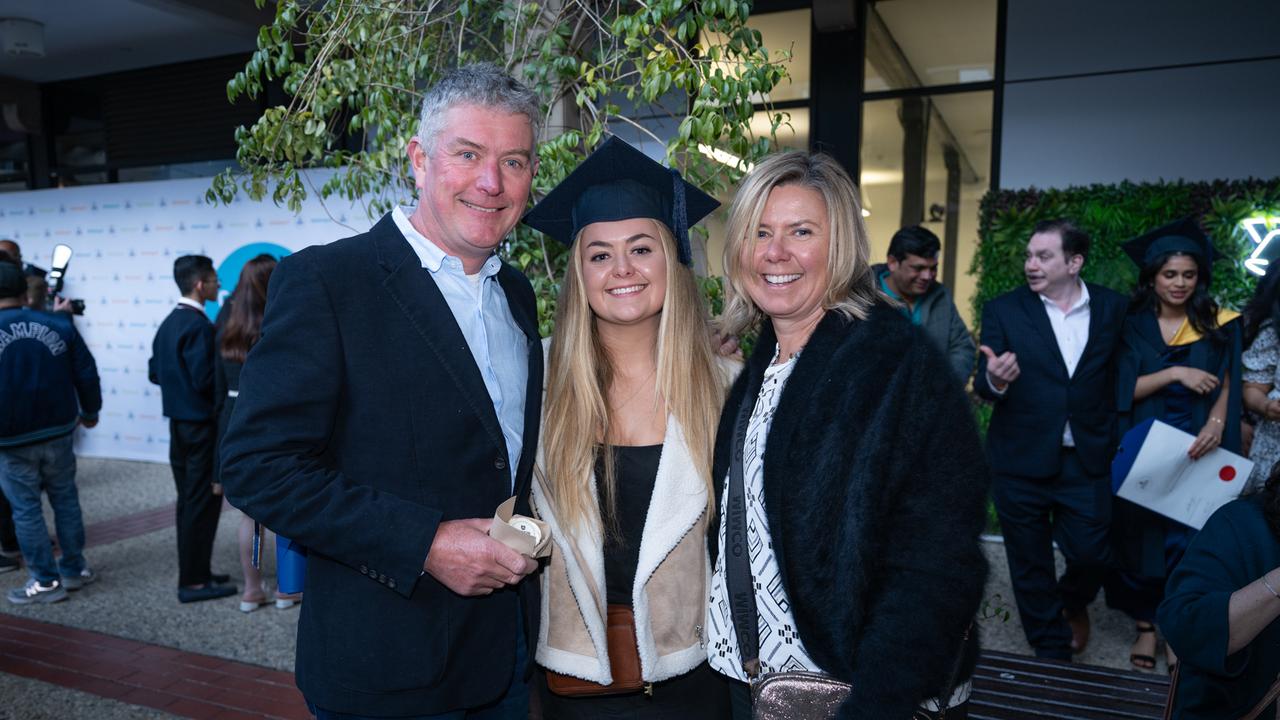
[596,443,662,606]
[148,304,216,421]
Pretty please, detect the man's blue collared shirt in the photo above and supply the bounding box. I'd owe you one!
[393,207,527,488]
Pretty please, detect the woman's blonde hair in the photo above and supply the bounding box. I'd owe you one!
[541,220,727,535]
[719,151,883,337]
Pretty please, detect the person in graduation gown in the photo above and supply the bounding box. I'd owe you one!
[523,137,736,718]
[1157,464,1280,719]
[1110,216,1243,672]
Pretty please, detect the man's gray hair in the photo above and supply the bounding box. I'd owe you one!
[416,63,541,152]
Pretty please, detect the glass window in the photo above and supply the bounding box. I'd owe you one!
[865,0,996,92]
[860,91,992,324]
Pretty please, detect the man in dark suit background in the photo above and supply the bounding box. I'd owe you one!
[220,63,544,719]
[149,254,234,604]
[976,219,1126,661]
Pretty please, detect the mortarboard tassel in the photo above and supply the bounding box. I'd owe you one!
[670,167,692,266]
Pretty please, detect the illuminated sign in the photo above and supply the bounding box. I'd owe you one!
[1242,216,1280,276]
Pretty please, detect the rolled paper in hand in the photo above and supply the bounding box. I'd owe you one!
[489,496,553,558]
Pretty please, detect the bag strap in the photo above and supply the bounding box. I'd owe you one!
[725,389,762,679]
[1162,662,1179,720]
[1241,671,1280,720]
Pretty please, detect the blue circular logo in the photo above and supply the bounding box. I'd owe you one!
[209,242,292,320]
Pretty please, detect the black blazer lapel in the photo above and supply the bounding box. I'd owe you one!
[1018,287,1068,378]
[372,218,508,455]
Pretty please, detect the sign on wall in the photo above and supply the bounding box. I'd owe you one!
[0,173,374,463]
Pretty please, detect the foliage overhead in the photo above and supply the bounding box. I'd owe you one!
[972,179,1280,325]
[209,0,792,333]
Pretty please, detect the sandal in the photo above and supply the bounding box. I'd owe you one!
[1165,643,1179,675]
[1130,623,1157,670]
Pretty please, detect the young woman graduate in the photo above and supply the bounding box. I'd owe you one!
[523,137,736,719]
[1110,217,1243,672]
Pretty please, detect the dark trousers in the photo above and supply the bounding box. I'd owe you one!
[0,485,18,553]
[169,419,221,588]
[992,449,1111,660]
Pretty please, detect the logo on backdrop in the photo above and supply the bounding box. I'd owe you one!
[210,242,292,320]
[1243,216,1280,277]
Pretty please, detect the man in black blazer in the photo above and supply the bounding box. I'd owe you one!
[976,219,1126,661]
[220,64,544,718]
[149,254,235,604]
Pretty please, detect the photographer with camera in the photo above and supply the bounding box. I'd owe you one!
[0,255,102,604]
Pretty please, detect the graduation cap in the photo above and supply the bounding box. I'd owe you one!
[1122,216,1216,269]
[522,136,719,266]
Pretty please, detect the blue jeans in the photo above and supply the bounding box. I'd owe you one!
[309,611,529,720]
[0,434,86,584]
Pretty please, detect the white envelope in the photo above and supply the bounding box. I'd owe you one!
[1114,419,1250,530]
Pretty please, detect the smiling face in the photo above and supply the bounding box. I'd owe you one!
[1153,254,1199,310]
[741,184,832,329]
[886,252,938,300]
[1024,230,1082,296]
[578,217,669,331]
[407,103,537,271]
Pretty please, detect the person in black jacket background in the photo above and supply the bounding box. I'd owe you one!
[0,257,101,604]
[149,254,234,604]
[975,220,1127,660]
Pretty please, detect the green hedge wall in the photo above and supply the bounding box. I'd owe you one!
[969,180,1280,535]
[972,179,1280,324]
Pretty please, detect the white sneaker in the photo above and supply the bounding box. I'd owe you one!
[7,578,68,605]
[60,568,96,591]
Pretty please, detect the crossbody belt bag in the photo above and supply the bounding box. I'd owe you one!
[544,604,650,697]
[725,382,968,719]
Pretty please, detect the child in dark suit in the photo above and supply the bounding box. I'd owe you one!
[149,255,236,603]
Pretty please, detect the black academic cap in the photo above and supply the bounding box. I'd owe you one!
[522,136,719,265]
[1122,216,1216,269]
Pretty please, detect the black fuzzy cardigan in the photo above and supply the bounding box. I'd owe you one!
[708,305,990,718]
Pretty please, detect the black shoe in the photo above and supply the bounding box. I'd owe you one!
[211,573,231,584]
[0,554,19,574]
[178,584,238,603]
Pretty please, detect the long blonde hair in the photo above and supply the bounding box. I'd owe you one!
[542,220,726,535]
[719,151,884,337]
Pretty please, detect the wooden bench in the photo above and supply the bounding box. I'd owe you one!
[971,651,1170,719]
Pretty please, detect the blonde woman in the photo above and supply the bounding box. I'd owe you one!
[523,137,735,718]
[707,151,989,720]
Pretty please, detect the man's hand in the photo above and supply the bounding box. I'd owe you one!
[52,296,73,313]
[1174,367,1219,395]
[980,345,1020,389]
[79,416,98,429]
[424,518,537,596]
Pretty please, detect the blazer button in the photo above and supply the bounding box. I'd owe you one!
[494,456,507,471]
[359,565,368,575]
[388,578,397,590]
[378,574,387,584]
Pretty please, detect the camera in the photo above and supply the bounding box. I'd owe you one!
[47,243,86,316]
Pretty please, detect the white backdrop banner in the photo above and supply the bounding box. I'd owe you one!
[0,173,373,463]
